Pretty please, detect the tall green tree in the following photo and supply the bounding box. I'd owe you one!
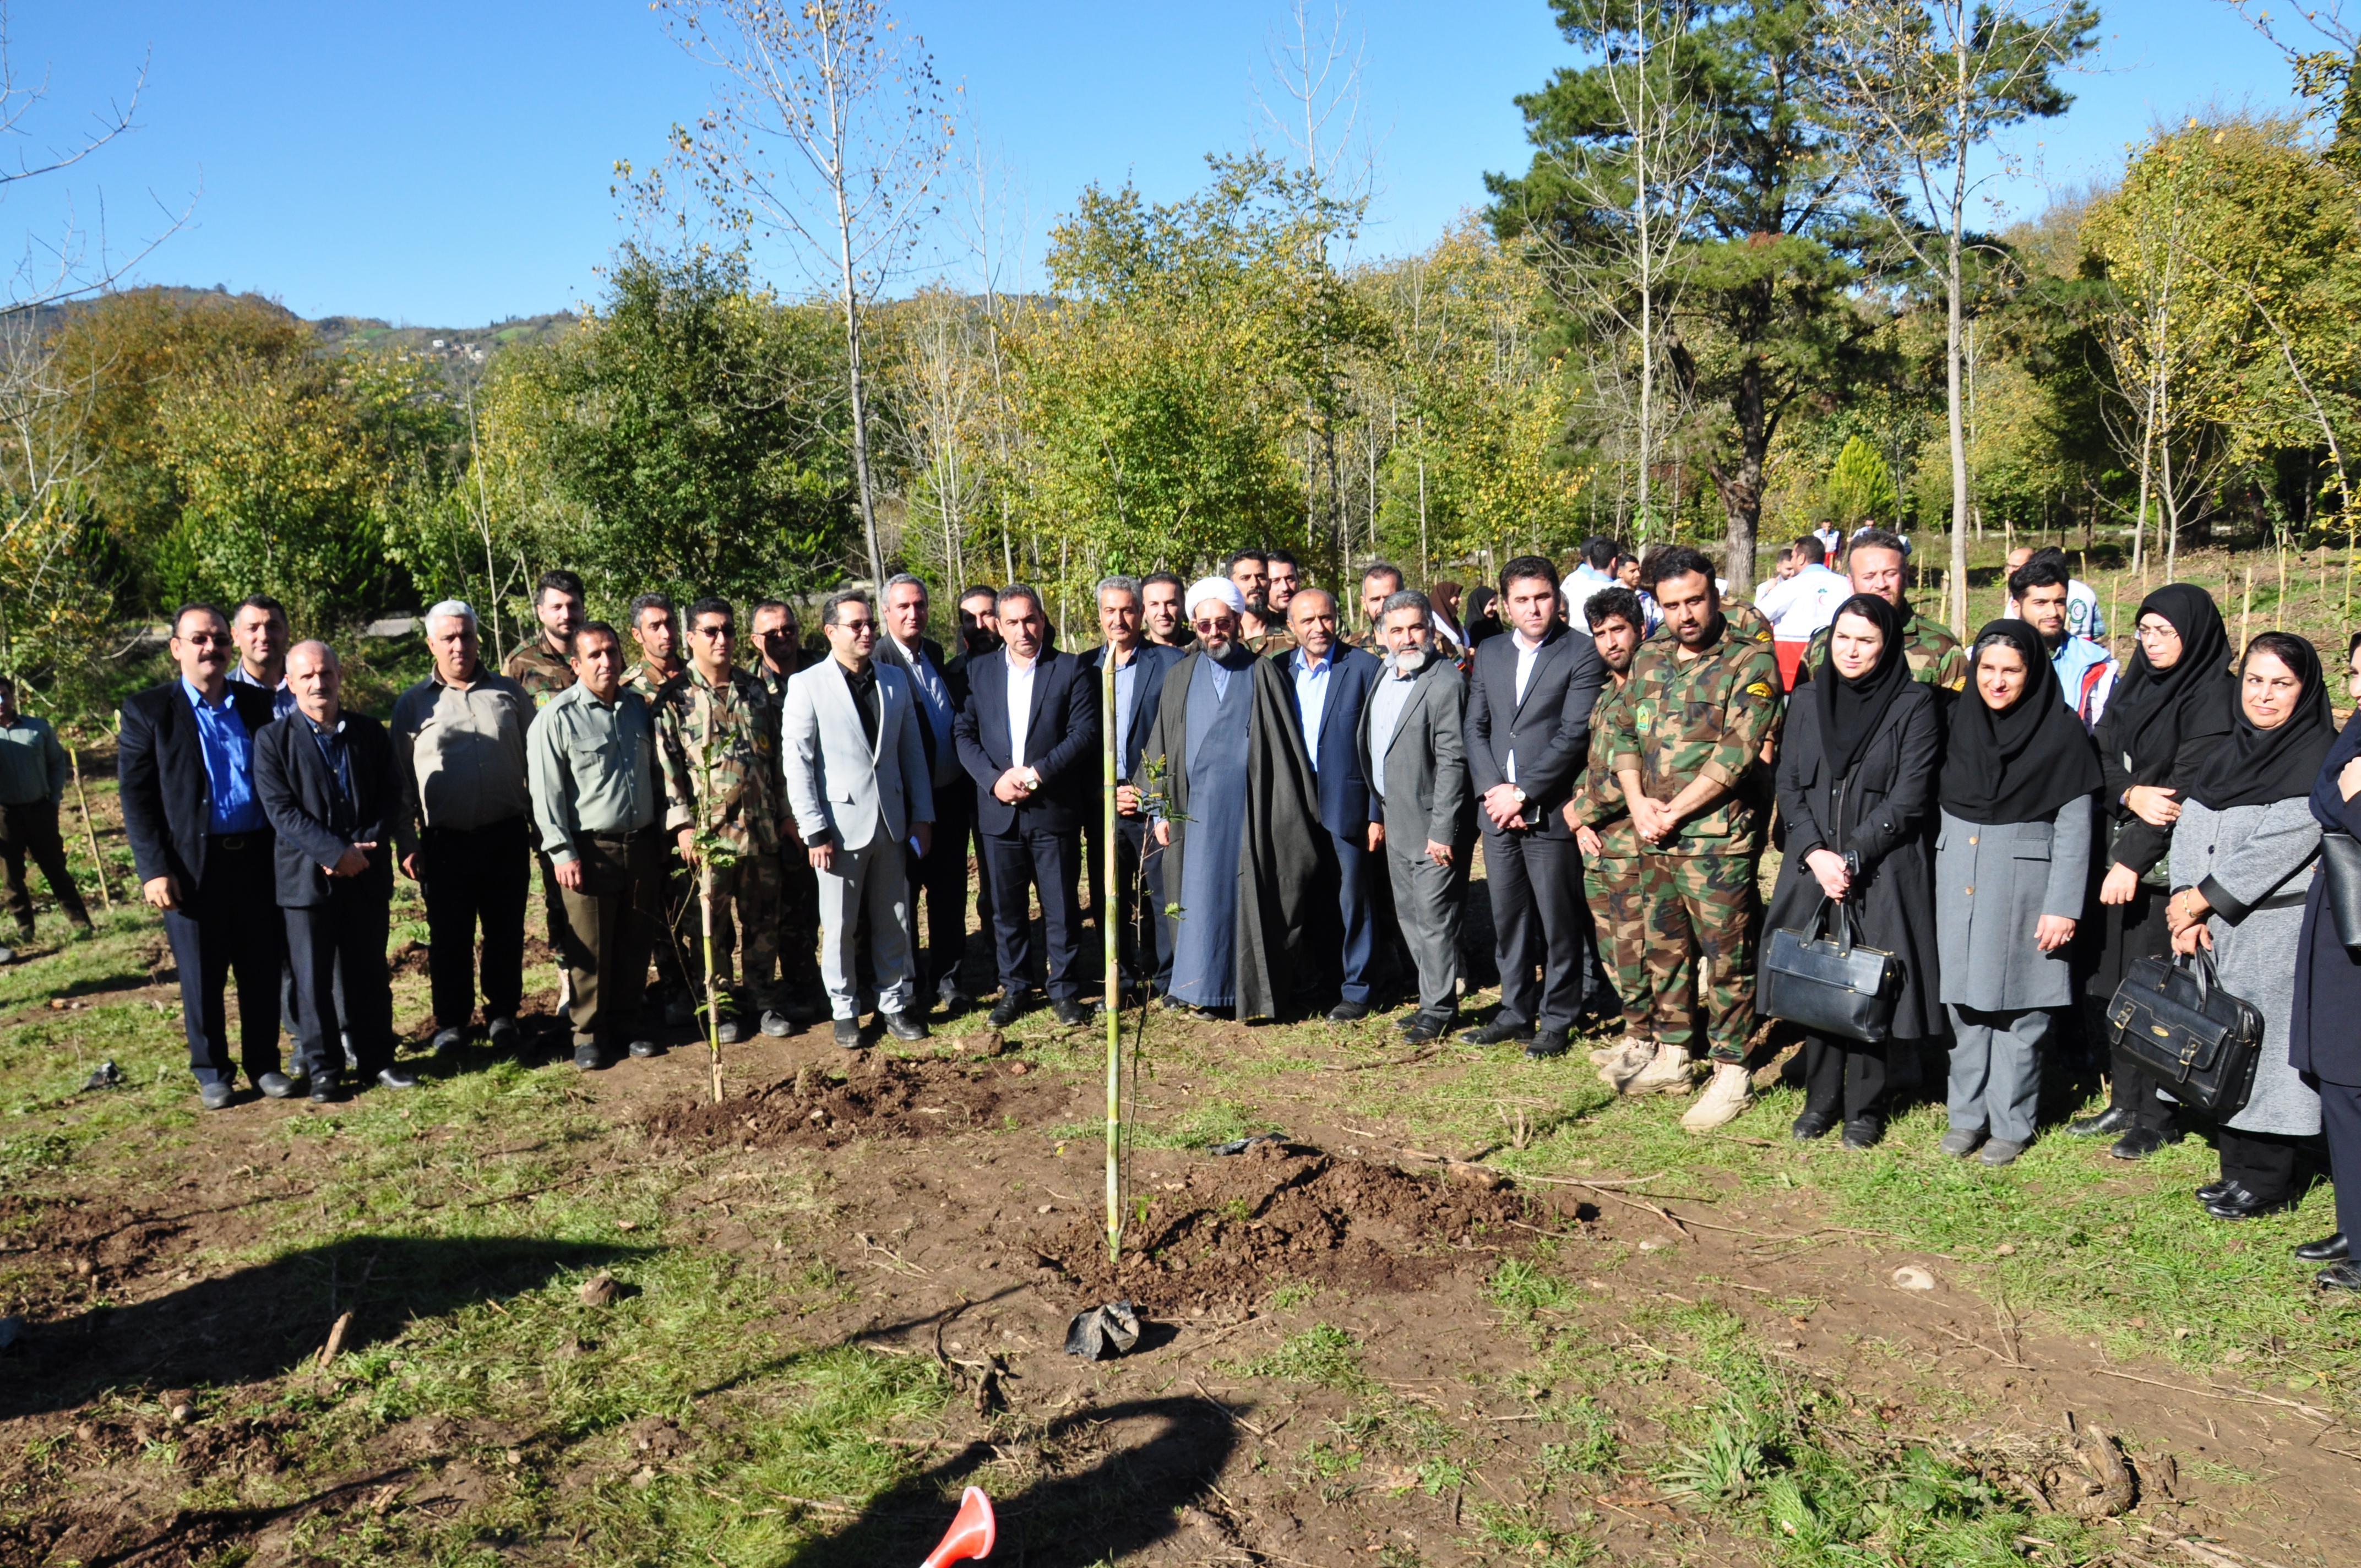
[1491,0,1885,593]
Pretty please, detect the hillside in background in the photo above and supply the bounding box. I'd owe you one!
[28,285,578,364]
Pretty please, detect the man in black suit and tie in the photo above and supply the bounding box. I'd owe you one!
[876,573,976,1013]
[1280,589,1385,1020]
[1462,556,1607,1058]
[118,604,290,1109]
[1080,576,1185,998]
[254,641,414,1102]
[955,585,1100,1029]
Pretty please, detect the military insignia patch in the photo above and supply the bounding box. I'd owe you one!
[1745,682,1771,698]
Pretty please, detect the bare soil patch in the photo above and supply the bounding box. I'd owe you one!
[1035,1137,1580,1313]
[643,1054,1069,1151]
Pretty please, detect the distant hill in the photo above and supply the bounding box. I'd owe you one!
[22,285,579,363]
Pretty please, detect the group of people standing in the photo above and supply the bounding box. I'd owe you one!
[43,525,2361,1293]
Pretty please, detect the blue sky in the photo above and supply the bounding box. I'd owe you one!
[6,1,2309,325]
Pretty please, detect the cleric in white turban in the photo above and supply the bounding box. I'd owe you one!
[1135,572,1324,1019]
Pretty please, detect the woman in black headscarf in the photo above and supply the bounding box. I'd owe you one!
[1935,620,2105,1166]
[1760,594,1943,1147]
[2292,650,2361,1289]
[2072,585,2237,1158]
[2169,631,2337,1222]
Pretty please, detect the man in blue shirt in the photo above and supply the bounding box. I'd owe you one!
[1282,589,1384,1020]
[118,604,292,1109]
[226,594,300,721]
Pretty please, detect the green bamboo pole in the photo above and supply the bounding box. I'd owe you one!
[1102,649,1122,1263]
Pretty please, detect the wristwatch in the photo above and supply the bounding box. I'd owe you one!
[1510,786,1528,806]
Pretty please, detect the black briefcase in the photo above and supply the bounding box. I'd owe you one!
[1756,898,1902,1045]
[2104,950,2263,1119]
[2319,830,2361,955]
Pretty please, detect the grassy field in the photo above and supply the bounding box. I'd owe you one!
[2,545,2357,1565]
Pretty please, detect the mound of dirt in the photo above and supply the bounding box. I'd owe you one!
[644,1057,1069,1150]
[1038,1138,1574,1313]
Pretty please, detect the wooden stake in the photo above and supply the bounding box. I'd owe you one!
[1102,648,1121,1264]
[319,1310,353,1369]
[703,861,722,1105]
[67,742,112,913]
[2239,564,2253,653]
[2277,543,2286,630]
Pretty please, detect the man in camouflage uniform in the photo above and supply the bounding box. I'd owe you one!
[657,597,793,1042]
[1604,546,1785,1131]
[503,570,586,708]
[501,569,588,1011]
[1229,548,1298,658]
[624,591,693,1009]
[1565,585,1652,1084]
[1797,527,1966,690]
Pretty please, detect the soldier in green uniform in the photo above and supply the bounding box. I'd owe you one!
[752,598,826,1019]
[1565,587,1655,1087]
[502,569,586,707]
[657,597,793,1042]
[624,593,688,701]
[1604,546,1786,1132]
[1796,527,1966,691]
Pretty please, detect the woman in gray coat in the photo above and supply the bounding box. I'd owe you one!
[2167,631,2337,1220]
[1935,620,2102,1166]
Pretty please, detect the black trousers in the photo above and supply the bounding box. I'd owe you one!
[982,828,1082,999]
[418,815,529,1030]
[1,798,90,933]
[2319,1079,2361,1242]
[1482,827,1592,1032]
[1802,1030,1894,1121]
[285,883,394,1081]
[909,779,975,998]
[2219,1125,2305,1205]
[164,834,284,1086]
[1088,814,1169,992]
[2095,886,2175,1128]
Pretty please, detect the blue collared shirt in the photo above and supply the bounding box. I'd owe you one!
[1291,648,1335,774]
[183,677,266,834]
[228,663,299,720]
[1111,650,1141,761]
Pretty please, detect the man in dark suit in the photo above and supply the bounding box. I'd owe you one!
[877,573,977,1012]
[254,641,413,1101]
[118,604,289,1109]
[1463,556,1607,1058]
[955,585,1100,1029]
[1359,589,1471,1042]
[1080,576,1185,998]
[1279,589,1385,1020]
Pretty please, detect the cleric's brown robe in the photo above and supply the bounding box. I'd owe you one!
[1135,650,1324,1020]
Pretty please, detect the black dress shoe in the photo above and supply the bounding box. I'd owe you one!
[308,1076,345,1104]
[2318,1259,2361,1291]
[2196,1178,2237,1204]
[198,1082,234,1111]
[1399,1010,1455,1043]
[2206,1186,2297,1221]
[1327,999,1372,1022]
[2108,1125,2182,1160]
[2067,1103,2134,1138]
[2295,1232,2350,1263]
[376,1067,419,1091]
[628,1039,662,1058]
[939,989,977,1016]
[257,1072,296,1099]
[1791,1110,1836,1141]
[574,1042,608,1071]
[833,1019,863,1049]
[988,995,1029,1030]
[1052,997,1095,1027]
[882,1010,928,1041]
[1523,1028,1570,1059]
[1460,1019,1536,1047]
[1841,1115,1885,1150]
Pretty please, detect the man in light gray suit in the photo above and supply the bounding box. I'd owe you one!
[1359,589,1471,1043]
[781,590,936,1048]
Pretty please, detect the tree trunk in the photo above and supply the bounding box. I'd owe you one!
[1711,360,1767,595]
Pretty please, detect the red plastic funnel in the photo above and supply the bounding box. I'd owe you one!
[918,1486,995,1567]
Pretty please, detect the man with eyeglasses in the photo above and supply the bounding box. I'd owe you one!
[118,604,291,1109]
[780,590,936,1047]
[1135,577,1324,1020]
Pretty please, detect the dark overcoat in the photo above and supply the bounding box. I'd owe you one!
[2293,711,2361,1089]
[1761,678,1944,1039]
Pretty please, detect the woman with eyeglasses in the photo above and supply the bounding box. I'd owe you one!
[2071,586,2237,1159]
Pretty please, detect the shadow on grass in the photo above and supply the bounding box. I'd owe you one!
[788,1397,1237,1568]
[1,1233,650,1420]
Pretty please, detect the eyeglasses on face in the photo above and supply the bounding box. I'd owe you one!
[2135,622,2179,640]
[836,619,877,635]
[1192,617,1234,631]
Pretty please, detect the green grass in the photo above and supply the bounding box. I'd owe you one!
[1237,1323,1373,1391]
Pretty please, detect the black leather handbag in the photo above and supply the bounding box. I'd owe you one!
[2104,949,2264,1118]
[1756,897,1902,1045]
[2319,830,2361,955]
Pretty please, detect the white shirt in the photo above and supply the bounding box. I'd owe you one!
[1755,563,1850,642]
[1005,650,1038,769]
[1507,628,1548,783]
